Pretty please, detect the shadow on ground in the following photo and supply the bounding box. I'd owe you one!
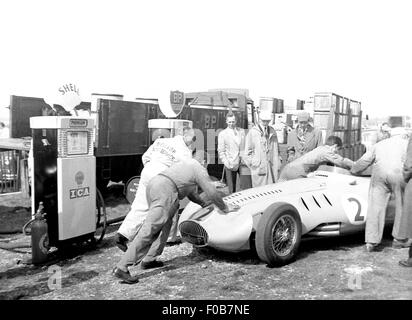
[0,270,99,300]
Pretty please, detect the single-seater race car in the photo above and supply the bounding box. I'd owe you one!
[178,165,395,267]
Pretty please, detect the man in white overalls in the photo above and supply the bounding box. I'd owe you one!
[114,128,195,251]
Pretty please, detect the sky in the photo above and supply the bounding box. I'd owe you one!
[0,0,411,122]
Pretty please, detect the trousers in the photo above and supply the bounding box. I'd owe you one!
[365,170,405,244]
[118,178,180,242]
[118,182,148,240]
[117,175,180,269]
[224,167,252,193]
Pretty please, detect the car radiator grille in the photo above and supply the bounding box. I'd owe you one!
[179,221,208,246]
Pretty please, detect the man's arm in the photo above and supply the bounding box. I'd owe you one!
[187,192,208,207]
[351,149,375,174]
[193,164,227,211]
[217,131,229,167]
[323,152,354,169]
[142,142,155,166]
[244,130,260,168]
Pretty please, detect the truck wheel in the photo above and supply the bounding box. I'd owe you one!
[255,203,302,267]
[124,176,140,204]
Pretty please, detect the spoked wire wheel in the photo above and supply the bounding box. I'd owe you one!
[270,214,298,257]
[94,188,107,244]
[256,203,302,267]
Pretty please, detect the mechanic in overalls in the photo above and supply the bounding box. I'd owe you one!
[114,128,195,252]
[399,132,412,267]
[244,111,282,187]
[279,135,353,181]
[351,127,410,252]
[113,154,236,284]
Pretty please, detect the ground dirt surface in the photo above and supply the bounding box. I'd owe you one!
[0,187,411,300]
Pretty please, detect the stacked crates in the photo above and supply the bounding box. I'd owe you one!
[259,97,284,114]
[313,92,363,161]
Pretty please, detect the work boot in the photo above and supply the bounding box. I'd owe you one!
[365,243,378,252]
[398,258,412,267]
[112,267,139,284]
[140,260,164,270]
[392,238,412,249]
[114,233,128,252]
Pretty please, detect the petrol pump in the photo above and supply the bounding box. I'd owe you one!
[29,115,97,253]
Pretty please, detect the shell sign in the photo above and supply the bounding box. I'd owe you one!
[44,83,82,113]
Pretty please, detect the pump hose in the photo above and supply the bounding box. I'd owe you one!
[22,218,35,236]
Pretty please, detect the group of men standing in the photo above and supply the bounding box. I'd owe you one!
[218,110,283,191]
[218,110,326,191]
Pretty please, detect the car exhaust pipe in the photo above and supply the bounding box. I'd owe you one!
[306,230,340,237]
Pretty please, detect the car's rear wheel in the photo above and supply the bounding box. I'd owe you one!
[256,203,302,267]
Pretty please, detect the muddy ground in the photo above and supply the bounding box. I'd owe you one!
[0,188,411,300]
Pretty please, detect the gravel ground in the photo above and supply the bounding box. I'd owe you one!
[0,189,411,300]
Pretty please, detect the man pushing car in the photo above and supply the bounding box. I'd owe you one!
[112,152,239,284]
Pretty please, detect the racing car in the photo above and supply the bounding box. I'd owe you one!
[178,165,395,267]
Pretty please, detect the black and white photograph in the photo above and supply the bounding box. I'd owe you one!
[0,0,411,307]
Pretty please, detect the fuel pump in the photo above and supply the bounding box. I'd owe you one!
[30,116,97,250]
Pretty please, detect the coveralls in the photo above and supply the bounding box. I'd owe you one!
[217,126,252,193]
[351,135,408,245]
[116,158,227,269]
[118,136,192,241]
[397,134,412,240]
[244,124,281,187]
[279,145,354,181]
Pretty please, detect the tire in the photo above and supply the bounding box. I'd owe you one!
[124,175,140,204]
[255,202,302,267]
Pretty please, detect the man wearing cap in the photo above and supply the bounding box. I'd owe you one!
[351,127,410,252]
[244,111,282,187]
[287,111,323,163]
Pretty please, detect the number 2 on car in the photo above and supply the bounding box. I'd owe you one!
[341,195,368,225]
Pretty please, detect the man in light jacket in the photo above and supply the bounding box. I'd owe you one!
[114,128,195,252]
[218,113,251,193]
[244,111,282,187]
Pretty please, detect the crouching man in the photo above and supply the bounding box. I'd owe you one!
[112,153,237,284]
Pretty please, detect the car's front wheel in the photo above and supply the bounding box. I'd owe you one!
[255,203,302,267]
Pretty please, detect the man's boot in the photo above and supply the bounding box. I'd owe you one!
[399,246,412,267]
